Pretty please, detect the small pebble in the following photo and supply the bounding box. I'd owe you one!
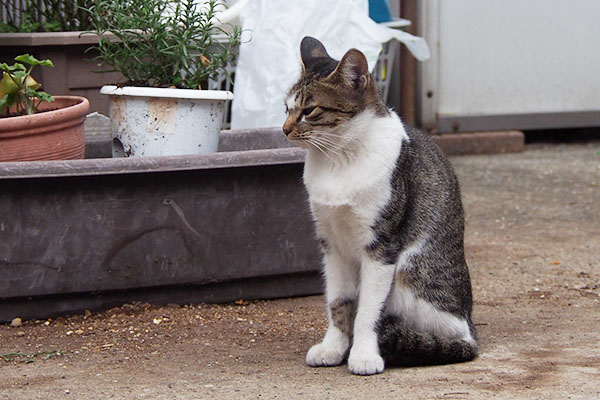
[10,317,22,327]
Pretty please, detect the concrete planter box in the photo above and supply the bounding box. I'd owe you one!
[0,129,322,321]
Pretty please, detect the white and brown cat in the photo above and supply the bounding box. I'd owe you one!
[283,37,478,375]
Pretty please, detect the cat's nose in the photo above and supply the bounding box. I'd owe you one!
[282,121,293,136]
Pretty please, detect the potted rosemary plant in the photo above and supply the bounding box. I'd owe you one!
[86,0,242,157]
[0,54,89,161]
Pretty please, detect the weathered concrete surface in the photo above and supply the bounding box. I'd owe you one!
[0,141,598,399]
[435,130,525,155]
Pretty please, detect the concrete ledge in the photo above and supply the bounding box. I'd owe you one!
[0,31,105,46]
[433,131,525,156]
[0,272,323,322]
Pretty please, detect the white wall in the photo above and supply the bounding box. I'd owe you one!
[418,0,600,130]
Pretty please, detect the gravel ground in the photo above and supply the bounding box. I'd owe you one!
[1,141,599,399]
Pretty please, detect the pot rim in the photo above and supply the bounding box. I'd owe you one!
[100,85,234,101]
[0,96,90,133]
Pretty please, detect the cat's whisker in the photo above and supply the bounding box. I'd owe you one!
[310,142,343,162]
[309,137,346,158]
[312,133,340,143]
[316,130,344,136]
[310,131,343,146]
[310,137,340,155]
[312,131,350,149]
[310,137,338,150]
[313,130,345,139]
[312,136,350,159]
[308,139,337,161]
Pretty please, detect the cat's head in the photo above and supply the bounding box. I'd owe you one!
[282,37,385,151]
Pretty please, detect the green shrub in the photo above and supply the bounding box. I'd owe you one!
[85,0,242,89]
[0,0,95,32]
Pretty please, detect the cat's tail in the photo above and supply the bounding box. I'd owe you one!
[377,315,478,366]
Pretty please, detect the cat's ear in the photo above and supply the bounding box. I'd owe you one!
[300,36,330,72]
[328,49,370,90]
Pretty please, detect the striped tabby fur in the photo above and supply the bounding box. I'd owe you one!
[283,37,477,375]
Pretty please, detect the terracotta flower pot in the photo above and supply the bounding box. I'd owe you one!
[0,96,89,162]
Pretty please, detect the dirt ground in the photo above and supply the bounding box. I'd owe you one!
[1,140,599,399]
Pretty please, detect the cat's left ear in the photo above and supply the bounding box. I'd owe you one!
[327,49,370,90]
[300,36,331,73]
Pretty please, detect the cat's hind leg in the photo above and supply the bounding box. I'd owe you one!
[380,281,478,366]
[377,315,478,366]
[306,251,359,367]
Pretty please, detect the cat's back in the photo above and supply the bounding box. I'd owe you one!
[395,126,463,216]
[403,127,459,187]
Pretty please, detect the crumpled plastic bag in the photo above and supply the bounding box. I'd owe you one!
[230,0,430,130]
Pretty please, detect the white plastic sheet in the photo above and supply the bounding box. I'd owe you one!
[230,0,430,130]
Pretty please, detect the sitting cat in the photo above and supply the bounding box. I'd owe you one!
[282,37,478,375]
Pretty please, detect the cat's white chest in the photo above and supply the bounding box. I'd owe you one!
[303,111,407,257]
[303,112,405,206]
[308,173,392,254]
[311,202,374,258]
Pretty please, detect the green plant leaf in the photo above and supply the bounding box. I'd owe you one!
[1,54,55,114]
[0,63,27,73]
[25,88,54,103]
[0,93,10,109]
[0,72,20,94]
[85,0,241,88]
[0,0,96,32]
[15,54,54,68]
[37,91,55,103]
[0,22,18,33]
[12,70,28,82]
[0,92,17,112]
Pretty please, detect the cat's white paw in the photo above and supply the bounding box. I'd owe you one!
[306,343,346,367]
[347,348,385,375]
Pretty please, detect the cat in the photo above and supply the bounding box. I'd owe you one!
[282,37,478,375]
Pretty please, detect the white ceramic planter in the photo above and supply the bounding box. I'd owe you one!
[100,85,234,157]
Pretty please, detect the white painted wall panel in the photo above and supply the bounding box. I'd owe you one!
[419,0,600,129]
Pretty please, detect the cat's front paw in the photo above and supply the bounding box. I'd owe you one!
[347,347,385,375]
[306,343,346,367]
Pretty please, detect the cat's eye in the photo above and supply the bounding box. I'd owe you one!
[303,107,316,116]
